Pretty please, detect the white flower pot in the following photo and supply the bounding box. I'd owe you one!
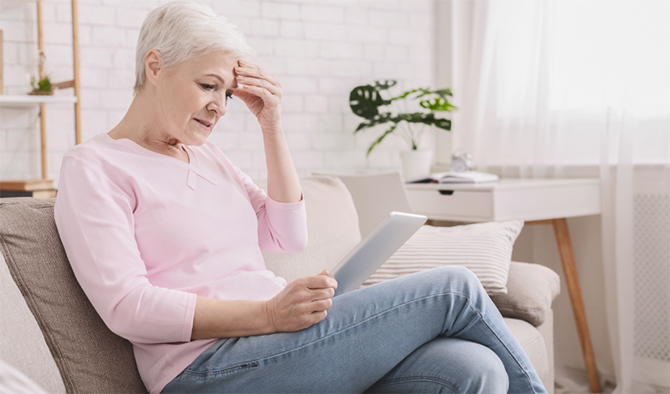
[400,149,433,181]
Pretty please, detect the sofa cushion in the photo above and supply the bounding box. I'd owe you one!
[0,249,65,393]
[491,261,561,326]
[0,359,49,394]
[259,176,362,282]
[0,198,147,393]
[363,221,524,295]
[504,317,550,390]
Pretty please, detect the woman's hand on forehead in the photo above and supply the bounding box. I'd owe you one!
[232,60,283,132]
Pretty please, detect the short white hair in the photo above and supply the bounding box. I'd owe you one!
[133,1,256,95]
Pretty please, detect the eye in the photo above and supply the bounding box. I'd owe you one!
[200,83,215,91]
[226,91,233,101]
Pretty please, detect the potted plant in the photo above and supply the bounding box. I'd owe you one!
[28,75,54,96]
[349,80,456,179]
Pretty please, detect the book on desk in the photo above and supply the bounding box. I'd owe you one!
[406,171,500,184]
[0,179,57,198]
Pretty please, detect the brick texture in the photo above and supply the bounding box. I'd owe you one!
[0,0,435,183]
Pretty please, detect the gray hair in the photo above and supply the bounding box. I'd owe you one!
[133,1,256,95]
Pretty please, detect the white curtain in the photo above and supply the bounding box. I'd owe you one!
[450,0,670,392]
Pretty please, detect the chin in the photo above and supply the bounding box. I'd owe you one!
[188,135,209,146]
[184,128,211,146]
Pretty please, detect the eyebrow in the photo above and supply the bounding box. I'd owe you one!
[205,73,238,90]
[206,73,226,85]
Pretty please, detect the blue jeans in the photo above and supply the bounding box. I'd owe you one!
[163,266,547,393]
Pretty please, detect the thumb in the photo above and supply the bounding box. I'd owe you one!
[318,269,329,276]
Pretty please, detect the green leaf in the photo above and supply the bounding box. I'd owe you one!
[354,113,393,133]
[349,85,389,120]
[392,112,426,124]
[374,80,397,90]
[433,88,453,97]
[422,113,452,131]
[419,97,456,112]
[432,118,452,131]
[31,76,52,92]
[390,88,427,101]
[413,89,435,99]
[366,124,397,156]
[387,113,452,131]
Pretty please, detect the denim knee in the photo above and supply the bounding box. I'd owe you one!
[460,346,509,393]
[476,352,509,393]
[431,265,483,293]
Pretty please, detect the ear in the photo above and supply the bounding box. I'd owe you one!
[144,49,163,88]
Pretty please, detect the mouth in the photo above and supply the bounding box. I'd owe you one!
[194,118,212,129]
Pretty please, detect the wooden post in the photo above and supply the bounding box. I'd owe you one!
[72,0,81,145]
[0,29,4,95]
[37,1,45,80]
[37,0,48,179]
[553,218,601,393]
[526,218,602,393]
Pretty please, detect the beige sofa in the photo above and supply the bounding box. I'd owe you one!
[0,173,559,393]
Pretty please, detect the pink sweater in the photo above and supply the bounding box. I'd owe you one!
[53,133,307,393]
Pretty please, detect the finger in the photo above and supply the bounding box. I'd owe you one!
[310,299,333,312]
[232,88,251,100]
[310,287,335,301]
[236,75,281,96]
[310,310,328,323]
[235,62,281,88]
[318,269,329,276]
[237,85,279,107]
[306,275,338,290]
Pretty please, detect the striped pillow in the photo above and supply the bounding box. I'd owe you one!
[363,220,524,295]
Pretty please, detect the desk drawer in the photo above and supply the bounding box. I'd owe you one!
[406,188,493,221]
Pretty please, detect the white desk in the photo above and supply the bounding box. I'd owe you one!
[406,178,602,393]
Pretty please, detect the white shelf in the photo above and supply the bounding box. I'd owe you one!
[0,95,78,105]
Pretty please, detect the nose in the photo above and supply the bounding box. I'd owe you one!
[207,92,226,117]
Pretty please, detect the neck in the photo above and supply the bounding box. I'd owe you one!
[109,90,184,155]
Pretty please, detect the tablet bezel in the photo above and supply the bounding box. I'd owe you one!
[330,211,427,296]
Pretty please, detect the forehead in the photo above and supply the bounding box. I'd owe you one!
[180,51,239,83]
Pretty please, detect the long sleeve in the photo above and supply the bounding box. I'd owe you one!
[54,157,196,344]
[233,165,308,254]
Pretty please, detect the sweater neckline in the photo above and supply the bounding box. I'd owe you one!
[100,132,197,169]
[98,132,219,187]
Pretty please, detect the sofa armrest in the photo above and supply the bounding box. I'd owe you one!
[490,262,560,327]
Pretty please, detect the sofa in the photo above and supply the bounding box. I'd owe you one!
[0,173,560,393]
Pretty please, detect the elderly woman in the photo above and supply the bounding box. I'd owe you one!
[54,2,546,394]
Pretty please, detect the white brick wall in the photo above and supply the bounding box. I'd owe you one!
[0,0,436,184]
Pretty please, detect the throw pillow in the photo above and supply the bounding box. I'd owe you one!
[0,198,147,393]
[491,261,560,326]
[362,220,525,295]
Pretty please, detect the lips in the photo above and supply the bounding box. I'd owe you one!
[194,118,212,128]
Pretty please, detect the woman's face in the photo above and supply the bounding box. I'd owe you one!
[155,50,238,146]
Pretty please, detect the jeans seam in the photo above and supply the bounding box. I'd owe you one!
[371,374,459,392]
[183,361,260,377]
[459,296,540,394]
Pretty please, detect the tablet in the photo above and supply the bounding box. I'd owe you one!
[330,211,427,296]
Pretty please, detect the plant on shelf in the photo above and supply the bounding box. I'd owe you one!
[28,75,54,96]
[349,80,456,156]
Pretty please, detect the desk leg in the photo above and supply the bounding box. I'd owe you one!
[552,218,601,393]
